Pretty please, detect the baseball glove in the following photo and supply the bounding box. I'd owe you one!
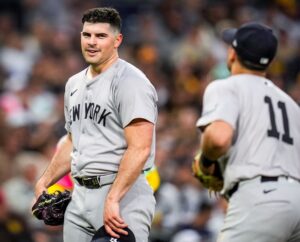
[32,190,71,226]
[192,151,224,193]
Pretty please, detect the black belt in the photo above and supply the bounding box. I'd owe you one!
[227,176,282,198]
[74,169,150,189]
[74,173,117,189]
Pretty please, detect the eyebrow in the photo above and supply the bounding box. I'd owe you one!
[81,32,109,37]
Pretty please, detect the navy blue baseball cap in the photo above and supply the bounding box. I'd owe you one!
[91,226,136,242]
[222,22,278,70]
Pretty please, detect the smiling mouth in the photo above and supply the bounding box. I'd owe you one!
[86,50,99,54]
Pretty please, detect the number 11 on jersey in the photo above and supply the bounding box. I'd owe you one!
[264,95,294,145]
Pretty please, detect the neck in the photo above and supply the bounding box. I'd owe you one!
[231,61,266,77]
[89,53,119,78]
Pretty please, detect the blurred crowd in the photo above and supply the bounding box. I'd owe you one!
[0,0,299,242]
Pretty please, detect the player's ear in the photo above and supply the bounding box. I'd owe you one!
[228,47,236,62]
[227,47,236,67]
[114,33,123,48]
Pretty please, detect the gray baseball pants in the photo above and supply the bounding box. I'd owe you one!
[63,174,156,242]
[218,176,300,242]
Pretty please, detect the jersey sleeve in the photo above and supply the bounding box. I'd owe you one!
[196,80,239,130]
[114,73,158,128]
[64,81,71,133]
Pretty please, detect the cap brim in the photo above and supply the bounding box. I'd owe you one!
[222,28,237,44]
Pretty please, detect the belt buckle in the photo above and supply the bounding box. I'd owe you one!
[81,177,90,187]
[76,177,82,186]
[83,177,99,188]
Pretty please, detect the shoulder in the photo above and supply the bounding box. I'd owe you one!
[66,68,87,89]
[270,81,300,109]
[119,60,146,78]
[114,59,155,89]
[205,76,236,94]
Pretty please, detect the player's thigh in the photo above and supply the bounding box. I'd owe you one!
[64,193,94,242]
[86,175,155,241]
[287,187,300,242]
[121,175,156,242]
[220,202,291,242]
[63,217,93,242]
[218,179,296,242]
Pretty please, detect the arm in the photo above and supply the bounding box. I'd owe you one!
[199,120,233,175]
[35,133,73,198]
[104,118,154,238]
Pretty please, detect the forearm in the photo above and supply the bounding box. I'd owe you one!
[197,121,233,175]
[107,147,150,202]
[36,134,73,189]
[201,121,233,160]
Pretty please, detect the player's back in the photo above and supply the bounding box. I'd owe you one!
[223,74,300,182]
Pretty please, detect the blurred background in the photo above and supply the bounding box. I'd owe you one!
[0,0,299,242]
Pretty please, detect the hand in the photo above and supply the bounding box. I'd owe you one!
[103,197,128,238]
[192,151,215,176]
[192,151,224,193]
[200,161,216,176]
[34,181,47,199]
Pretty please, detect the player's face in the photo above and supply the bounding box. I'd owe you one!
[81,22,122,66]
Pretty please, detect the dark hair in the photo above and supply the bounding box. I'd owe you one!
[237,55,268,71]
[81,7,122,32]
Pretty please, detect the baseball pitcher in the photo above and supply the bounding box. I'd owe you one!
[34,7,157,242]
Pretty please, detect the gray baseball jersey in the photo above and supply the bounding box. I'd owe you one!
[64,58,158,177]
[196,74,300,194]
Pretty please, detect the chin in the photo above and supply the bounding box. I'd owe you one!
[84,58,99,65]
[86,60,98,65]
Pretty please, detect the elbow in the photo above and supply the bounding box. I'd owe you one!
[210,135,231,153]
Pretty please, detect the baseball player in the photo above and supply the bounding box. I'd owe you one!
[196,22,300,242]
[34,7,157,242]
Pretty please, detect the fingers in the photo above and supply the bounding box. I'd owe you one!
[105,220,128,235]
[104,224,120,238]
[106,215,127,229]
[104,217,128,238]
[104,201,128,238]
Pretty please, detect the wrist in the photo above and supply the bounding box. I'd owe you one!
[106,190,121,203]
[197,151,217,176]
[35,178,49,191]
[106,195,120,203]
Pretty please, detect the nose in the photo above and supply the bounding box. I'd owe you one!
[88,36,96,46]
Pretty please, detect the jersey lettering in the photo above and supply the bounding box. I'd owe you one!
[84,103,94,119]
[264,96,294,145]
[97,109,112,126]
[72,104,80,121]
[70,102,112,127]
[93,105,101,121]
